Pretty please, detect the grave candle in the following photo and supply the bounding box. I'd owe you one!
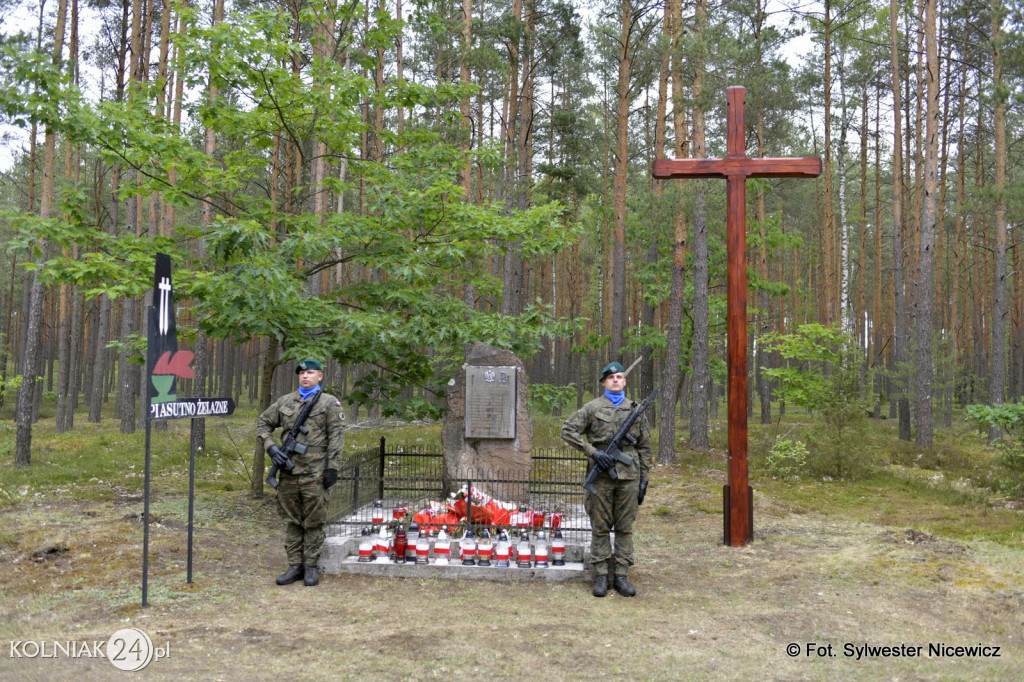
[434,529,451,565]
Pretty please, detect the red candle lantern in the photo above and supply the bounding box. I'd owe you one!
[405,522,419,562]
[459,528,477,566]
[510,505,531,529]
[373,526,390,563]
[534,530,549,568]
[516,531,532,568]
[551,529,566,566]
[357,527,373,562]
[393,524,408,564]
[415,529,431,564]
[434,529,451,565]
[372,499,384,525]
[477,529,493,566]
[494,530,511,567]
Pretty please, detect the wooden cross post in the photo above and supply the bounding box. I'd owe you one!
[652,86,822,547]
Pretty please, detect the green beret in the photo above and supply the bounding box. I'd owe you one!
[296,358,323,373]
[600,362,624,381]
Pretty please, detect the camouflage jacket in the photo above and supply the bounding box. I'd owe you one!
[257,390,346,475]
[560,395,652,482]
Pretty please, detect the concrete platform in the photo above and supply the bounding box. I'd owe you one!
[320,536,593,583]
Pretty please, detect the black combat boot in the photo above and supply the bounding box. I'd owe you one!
[276,564,303,585]
[592,574,609,598]
[613,574,636,597]
[303,565,320,587]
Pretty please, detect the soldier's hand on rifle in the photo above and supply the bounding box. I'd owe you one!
[593,450,615,472]
[323,468,337,490]
[268,445,289,468]
[638,479,649,506]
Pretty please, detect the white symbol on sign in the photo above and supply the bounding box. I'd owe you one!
[484,369,495,383]
[158,277,172,335]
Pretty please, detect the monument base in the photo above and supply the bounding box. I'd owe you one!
[319,536,592,583]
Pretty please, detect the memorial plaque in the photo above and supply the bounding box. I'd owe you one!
[465,366,517,439]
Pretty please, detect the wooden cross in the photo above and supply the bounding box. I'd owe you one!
[652,86,822,547]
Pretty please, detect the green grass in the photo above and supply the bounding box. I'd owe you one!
[2,398,1019,547]
[736,404,1022,546]
[755,472,1022,545]
[0,407,450,507]
[1,400,1022,679]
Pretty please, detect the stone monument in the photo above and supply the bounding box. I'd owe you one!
[442,342,532,500]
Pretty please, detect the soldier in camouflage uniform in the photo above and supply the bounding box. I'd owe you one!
[561,362,651,598]
[257,359,346,587]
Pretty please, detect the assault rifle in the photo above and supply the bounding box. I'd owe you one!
[266,390,323,489]
[582,390,656,495]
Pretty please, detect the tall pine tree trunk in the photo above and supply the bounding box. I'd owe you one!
[989,0,1007,437]
[821,0,836,324]
[609,0,632,359]
[689,0,710,450]
[191,0,215,456]
[252,336,280,498]
[15,0,67,467]
[501,0,526,317]
[890,0,911,440]
[55,0,80,434]
[913,0,939,447]
[657,0,684,464]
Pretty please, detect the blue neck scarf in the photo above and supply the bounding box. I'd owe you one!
[604,389,625,406]
[298,385,321,401]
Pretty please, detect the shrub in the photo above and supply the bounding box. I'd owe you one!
[965,401,1024,497]
[763,324,873,479]
[528,383,577,416]
[766,438,808,479]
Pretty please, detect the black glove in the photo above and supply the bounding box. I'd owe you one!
[638,480,649,506]
[593,450,615,472]
[323,468,337,490]
[268,445,289,468]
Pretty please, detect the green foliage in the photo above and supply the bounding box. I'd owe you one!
[0,375,23,409]
[763,324,867,434]
[965,401,1024,497]
[965,401,1024,453]
[0,8,583,422]
[802,422,880,481]
[766,438,808,479]
[528,383,578,416]
[763,324,872,478]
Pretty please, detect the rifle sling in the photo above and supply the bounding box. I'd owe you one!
[287,389,323,445]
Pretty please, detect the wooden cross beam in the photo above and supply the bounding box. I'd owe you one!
[652,86,822,547]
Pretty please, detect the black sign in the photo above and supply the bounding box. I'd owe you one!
[147,253,194,404]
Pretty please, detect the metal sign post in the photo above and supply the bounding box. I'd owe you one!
[142,254,234,606]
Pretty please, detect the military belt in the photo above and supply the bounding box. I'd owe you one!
[299,446,327,455]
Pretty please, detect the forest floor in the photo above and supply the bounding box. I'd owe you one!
[0,415,1022,680]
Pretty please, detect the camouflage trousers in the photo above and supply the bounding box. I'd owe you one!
[276,469,329,566]
[584,474,639,577]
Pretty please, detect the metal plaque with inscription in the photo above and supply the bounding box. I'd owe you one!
[465,366,517,439]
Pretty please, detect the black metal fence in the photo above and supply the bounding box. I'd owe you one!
[326,437,591,532]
